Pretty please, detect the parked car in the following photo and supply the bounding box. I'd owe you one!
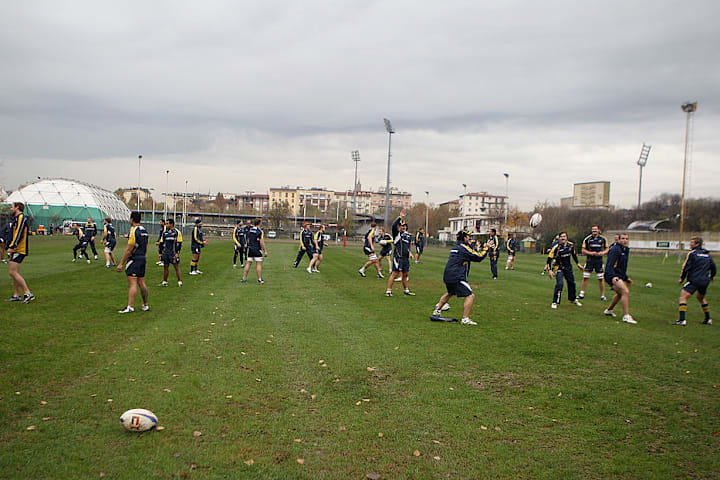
[267,231,277,239]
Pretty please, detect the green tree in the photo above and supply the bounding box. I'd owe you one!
[268,201,292,229]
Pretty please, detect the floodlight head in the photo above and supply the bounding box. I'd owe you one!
[503,173,509,178]
[637,143,651,167]
[383,118,395,134]
[351,150,360,162]
[637,158,648,167]
[681,102,697,113]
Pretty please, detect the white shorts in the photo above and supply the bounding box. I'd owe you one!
[507,254,515,260]
[367,254,378,261]
[248,257,263,263]
[104,247,112,253]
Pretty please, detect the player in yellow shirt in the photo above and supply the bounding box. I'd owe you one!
[5,202,34,303]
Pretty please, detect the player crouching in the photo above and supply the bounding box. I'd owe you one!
[431,230,491,325]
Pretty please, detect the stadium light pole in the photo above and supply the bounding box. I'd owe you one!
[164,170,169,221]
[383,118,395,230]
[351,150,360,214]
[636,143,651,209]
[425,191,430,235]
[137,155,142,211]
[183,180,188,231]
[679,101,697,250]
[503,173,509,228]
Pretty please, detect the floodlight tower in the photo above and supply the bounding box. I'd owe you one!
[503,173,510,227]
[351,150,360,213]
[679,101,697,249]
[164,170,170,221]
[636,143,651,209]
[425,191,430,235]
[137,155,142,211]
[383,118,395,230]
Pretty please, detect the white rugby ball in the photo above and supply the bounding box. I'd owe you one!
[645,282,653,288]
[529,213,543,228]
[120,408,158,432]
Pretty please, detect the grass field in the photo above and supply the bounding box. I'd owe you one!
[1,235,718,479]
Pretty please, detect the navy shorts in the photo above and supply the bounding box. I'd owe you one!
[125,258,146,278]
[363,246,375,256]
[445,280,473,298]
[10,253,26,264]
[415,245,424,255]
[304,247,316,259]
[682,282,708,296]
[584,257,604,273]
[392,257,410,273]
[192,246,201,255]
[162,253,179,265]
[106,240,116,251]
[248,248,263,258]
[605,275,626,287]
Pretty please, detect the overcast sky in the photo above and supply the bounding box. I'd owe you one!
[1,0,718,210]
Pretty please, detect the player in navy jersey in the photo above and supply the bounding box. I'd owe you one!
[432,229,491,325]
[674,237,716,326]
[159,218,183,287]
[312,224,326,272]
[155,219,167,266]
[0,216,10,264]
[243,218,268,283]
[547,232,584,309]
[5,202,34,303]
[579,225,609,301]
[603,233,635,324]
[505,233,519,270]
[117,211,149,313]
[72,223,91,263]
[414,228,425,263]
[487,228,500,280]
[293,221,317,273]
[358,222,383,278]
[233,220,247,269]
[84,217,98,260]
[102,217,117,267]
[376,226,393,275]
[385,210,416,297]
[189,218,209,275]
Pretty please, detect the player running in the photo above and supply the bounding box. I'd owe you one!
[385,211,415,297]
[578,225,609,301]
[102,217,117,267]
[84,217,98,260]
[487,228,500,280]
[414,228,425,263]
[547,232,584,309]
[432,229,491,325]
[293,221,317,273]
[72,223,91,263]
[358,222,383,278]
[243,218,268,283]
[159,218,183,287]
[505,233,519,270]
[603,233,635,324]
[117,211,149,313]
[674,237,716,326]
[312,224,326,272]
[189,218,208,275]
[233,220,246,269]
[5,202,34,303]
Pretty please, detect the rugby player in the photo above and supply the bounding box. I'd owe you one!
[385,211,415,297]
[5,202,34,303]
[189,218,208,275]
[155,219,166,266]
[293,222,317,273]
[159,218,183,287]
[358,222,383,278]
[603,233,635,324]
[116,211,149,313]
[414,228,425,264]
[376,226,393,274]
[72,223,91,263]
[432,229,491,325]
[674,237,716,326]
[102,217,117,267]
[242,218,268,283]
[487,228,500,280]
[505,233,519,270]
[84,217,98,260]
[232,220,246,269]
[312,224,326,272]
[578,226,609,301]
[547,232,583,309]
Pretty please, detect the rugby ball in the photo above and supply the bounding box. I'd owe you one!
[120,408,158,432]
[529,213,543,228]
